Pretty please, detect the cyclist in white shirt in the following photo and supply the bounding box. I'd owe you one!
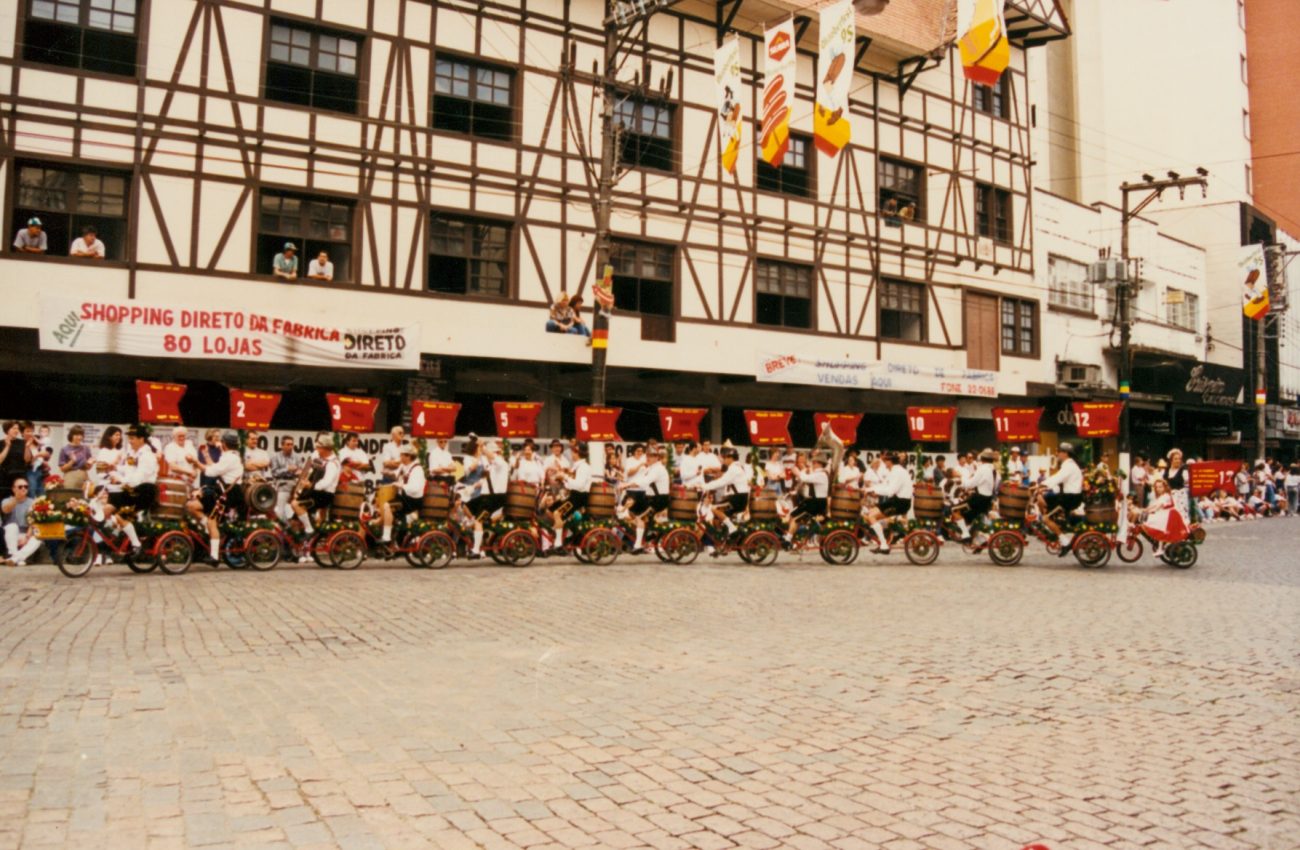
[784,455,829,543]
[1038,442,1084,547]
[187,432,244,564]
[378,426,404,483]
[701,447,749,540]
[466,440,510,560]
[623,448,670,554]
[380,444,425,544]
[866,451,914,554]
[108,426,160,557]
[293,437,341,538]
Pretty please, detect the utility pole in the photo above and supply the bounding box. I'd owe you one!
[1257,243,1288,463]
[1116,170,1208,476]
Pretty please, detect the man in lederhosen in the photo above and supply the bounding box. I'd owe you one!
[701,446,749,543]
[293,436,340,539]
[187,432,244,564]
[108,425,160,558]
[380,444,425,547]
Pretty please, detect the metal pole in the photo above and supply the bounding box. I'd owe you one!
[1118,186,1132,478]
[588,8,619,475]
[1257,315,1267,463]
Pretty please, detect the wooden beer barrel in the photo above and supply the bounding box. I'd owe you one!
[586,481,616,519]
[419,481,452,521]
[912,483,944,521]
[504,481,538,521]
[668,485,699,521]
[1085,502,1119,525]
[241,479,277,513]
[154,477,190,519]
[829,484,862,520]
[749,494,778,522]
[997,482,1030,522]
[330,480,366,522]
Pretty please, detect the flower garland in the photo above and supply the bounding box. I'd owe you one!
[314,518,361,535]
[28,496,92,526]
[219,517,280,538]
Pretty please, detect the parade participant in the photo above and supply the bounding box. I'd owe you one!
[697,440,722,480]
[88,426,124,495]
[1037,442,1084,547]
[107,426,159,557]
[784,454,829,544]
[603,444,624,485]
[292,436,340,539]
[510,439,545,486]
[186,432,244,563]
[466,440,510,560]
[376,426,404,483]
[701,447,749,540]
[162,426,200,482]
[338,432,370,475]
[268,436,301,520]
[1140,478,1189,558]
[426,437,456,486]
[242,431,270,475]
[958,449,998,543]
[623,443,647,483]
[763,448,786,494]
[676,442,704,489]
[866,452,914,554]
[1162,448,1190,521]
[380,444,425,545]
[550,443,591,555]
[624,448,670,554]
[197,428,223,488]
[1,478,41,566]
[542,439,571,492]
[57,425,92,492]
[12,217,46,253]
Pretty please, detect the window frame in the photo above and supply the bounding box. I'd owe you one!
[431,51,519,143]
[426,211,514,299]
[21,0,142,79]
[1000,297,1038,358]
[972,73,1010,120]
[1165,289,1200,332]
[609,239,676,318]
[263,16,365,115]
[10,158,132,261]
[753,258,815,331]
[878,278,928,343]
[976,182,1013,244]
[755,133,815,199]
[613,93,677,173]
[1046,255,1094,314]
[878,156,926,224]
[254,188,357,283]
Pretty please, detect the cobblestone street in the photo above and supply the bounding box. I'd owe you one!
[1,519,1297,850]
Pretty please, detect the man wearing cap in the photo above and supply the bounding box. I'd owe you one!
[866,451,914,554]
[272,242,299,281]
[380,444,425,546]
[13,218,46,254]
[69,225,105,259]
[188,432,245,564]
[784,454,830,544]
[293,436,341,541]
[1008,446,1030,487]
[1038,442,1084,548]
[701,447,749,543]
[958,450,998,543]
[107,426,160,557]
[465,440,510,560]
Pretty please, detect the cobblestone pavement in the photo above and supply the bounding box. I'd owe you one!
[1,519,1297,850]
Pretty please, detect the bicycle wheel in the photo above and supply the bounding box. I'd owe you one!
[987,530,1024,566]
[580,528,620,566]
[221,536,248,570]
[328,531,366,570]
[904,531,940,565]
[156,532,194,575]
[1072,531,1111,569]
[662,528,700,565]
[500,528,537,567]
[1116,533,1144,563]
[742,530,780,566]
[55,533,96,578]
[1165,541,1198,569]
[414,531,455,569]
[819,529,858,565]
[245,530,282,571]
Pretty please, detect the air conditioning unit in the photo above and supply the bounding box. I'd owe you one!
[1087,257,1128,285]
[1058,362,1102,388]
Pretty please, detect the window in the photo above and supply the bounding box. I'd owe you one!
[1001,298,1037,356]
[1166,290,1200,331]
[879,279,926,342]
[433,57,514,141]
[265,20,361,113]
[24,0,138,76]
[12,161,129,259]
[879,158,925,224]
[1047,255,1093,312]
[428,214,510,296]
[1245,163,1253,195]
[257,191,354,281]
[755,261,813,330]
[756,134,813,197]
[976,183,1012,243]
[614,96,674,171]
[972,74,1009,119]
[611,240,675,341]
[1243,109,1251,141]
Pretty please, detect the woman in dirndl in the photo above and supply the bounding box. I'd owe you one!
[1142,477,1189,558]
[1161,448,1191,523]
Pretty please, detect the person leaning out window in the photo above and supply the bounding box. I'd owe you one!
[272,242,299,281]
[70,226,106,259]
[307,250,334,282]
[12,217,46,254]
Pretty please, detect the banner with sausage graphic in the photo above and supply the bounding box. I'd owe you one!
[760,19,796,167]
[715,35,743,175]
[813,0,853,157]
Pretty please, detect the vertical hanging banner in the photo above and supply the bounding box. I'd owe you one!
[230,389,281,430]
[493,402,543,438]
[659,407,708,441]
[743,410,792,445]
[575,406,622,441]
[410,401,460,438]
[1071,401,1123,437]
[992,407,1043,443]
[760,18,796,167]
[957,0,1010,86]
[592,263,615,313]
[136,380,186,424]
[326,393,379,433]
[1240,244,1270,320]
[906,406,958,442]
[813,412,863,444]
[813,0,854,157]
[715,35,743,175]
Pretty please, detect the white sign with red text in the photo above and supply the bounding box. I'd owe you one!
[39,296,419,370]
[756,352,998,397]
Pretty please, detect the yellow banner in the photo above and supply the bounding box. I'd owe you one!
[715,36,742,175]
[813,0,854,157]
[958,0,1010,87]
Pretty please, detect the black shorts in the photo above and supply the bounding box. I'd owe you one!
[630,492,670,514]
[878,497,911,517]
[467,493,506,517]
[966,493,993,519]
[1045,492,1083,516]
[566,492,588,513]
[724,493,749,516]
[792,497,827,520]
[198,484,243,515]
[298,490,333,513]
[396,493,421,516]
[109,484,157,515]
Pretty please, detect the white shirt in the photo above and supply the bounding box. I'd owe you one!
[92,447,123,491]
[567,460,593,494]
[312,456,341,494]
[480,455,510,494]
[698,452,722,474]
[70,236,105,258]
[397,461,426,499]
[677,453,703,488]
[163,441,199,478]
[1044,458,1083,494]
[874,464,914,500]
[798,468,830,499]
[243,447,270,472]
[203,451,244,487]
[379,441,403,476]
[838,463,862,489]
[631,462,670,496]
[426,445,455,475]
[339,446,369,469]
[308,258,334,279]
[623,454,646,481]
[118,444,159,488]
[702,462,748,496]
[512,455,545,485]
[543,453,572,476]
[964,462,997,497]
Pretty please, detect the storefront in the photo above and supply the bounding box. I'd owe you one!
[1131,358,1246,460]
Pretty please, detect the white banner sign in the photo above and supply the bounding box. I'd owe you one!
[714,34,742,175]
[39,296,419,370]
[757,352,998,397]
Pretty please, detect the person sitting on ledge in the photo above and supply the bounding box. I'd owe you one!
[546,292,590,337]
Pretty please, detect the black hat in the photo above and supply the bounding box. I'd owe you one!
[1058,442,1075,456]
[221,432,240,449]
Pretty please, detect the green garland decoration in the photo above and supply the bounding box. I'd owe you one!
[749,446,761,485]
[999,444,1011,481]
[666,442,675,482]
[913,444,925,483]
[415,437,429,470]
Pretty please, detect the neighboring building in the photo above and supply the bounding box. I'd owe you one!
[1244,0,1300,239]
[0,0,1070,447]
